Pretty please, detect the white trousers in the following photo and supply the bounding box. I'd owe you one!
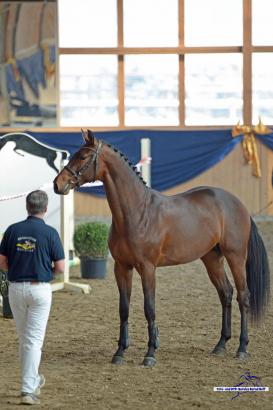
[8,282,52,393]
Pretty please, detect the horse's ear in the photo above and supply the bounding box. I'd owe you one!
[81,128,88,143]
[81,128,96,145]
[87,129,96,146]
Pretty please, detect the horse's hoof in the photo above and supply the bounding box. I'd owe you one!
[236,351,249,360]
[211,346,226,356]
[111,355,124,365]
[142,356,156,367]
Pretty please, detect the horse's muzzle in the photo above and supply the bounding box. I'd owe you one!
[53,180,60,194]
[53,179,72,195]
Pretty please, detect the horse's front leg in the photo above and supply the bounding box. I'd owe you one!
[111,261,133,365]
[140,265,159,367]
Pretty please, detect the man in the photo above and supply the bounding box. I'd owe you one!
[0,190,65,405]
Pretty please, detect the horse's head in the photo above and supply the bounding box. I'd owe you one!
[53,129,103,195]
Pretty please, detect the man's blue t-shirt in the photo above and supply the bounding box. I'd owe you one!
[0,216,65,282]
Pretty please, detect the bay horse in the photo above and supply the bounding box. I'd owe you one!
[53,129,270,367]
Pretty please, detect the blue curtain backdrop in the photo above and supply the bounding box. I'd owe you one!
[2,129,273,197]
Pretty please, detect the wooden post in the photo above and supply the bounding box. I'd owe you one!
[141,138,151,187]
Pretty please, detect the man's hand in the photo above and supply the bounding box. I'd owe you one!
[53,259,65,274]
[0,254,8,272]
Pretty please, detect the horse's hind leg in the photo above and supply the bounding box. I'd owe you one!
[112,261,133,365]
[139,264,159,367]
[224,252,250,360]
[201,250,233,355]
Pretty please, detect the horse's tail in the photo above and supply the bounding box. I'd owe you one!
[246,218,270,323]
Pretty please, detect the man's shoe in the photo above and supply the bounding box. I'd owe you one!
[20,374,45,399]
[34,375,45,396]
[20,393,40,405]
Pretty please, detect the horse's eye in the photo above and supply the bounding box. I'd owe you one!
[80,155,87,160]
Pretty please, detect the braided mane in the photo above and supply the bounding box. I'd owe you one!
[107,143,147,186]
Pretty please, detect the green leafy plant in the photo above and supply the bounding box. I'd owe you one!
[73,222,109,259]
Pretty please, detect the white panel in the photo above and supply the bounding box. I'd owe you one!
[0,136,63,236]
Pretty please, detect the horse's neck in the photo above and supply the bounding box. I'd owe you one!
[102,150,149,230]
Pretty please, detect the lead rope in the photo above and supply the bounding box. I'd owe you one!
[0,270,9,298]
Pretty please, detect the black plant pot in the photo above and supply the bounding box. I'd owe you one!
[80,257,107,279]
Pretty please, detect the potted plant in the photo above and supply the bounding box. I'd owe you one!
[73,221,110,279]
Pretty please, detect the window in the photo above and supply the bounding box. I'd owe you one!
[58,0,117,47]
[125,55,179,125]
[184,0,242,46]
[58,0,273,128]
[252,53,273,124]
[185,54,242,125]
[59,55,118,126]
[123,0,178,47]
[252,0,273,45]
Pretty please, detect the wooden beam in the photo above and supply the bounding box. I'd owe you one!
[59,46,242,55]
[0,125,242,133]
[117,0,125,126]
[118,55,125,126]
[243,0,252,124]
[178,0,185,126]
[252,46,273,52]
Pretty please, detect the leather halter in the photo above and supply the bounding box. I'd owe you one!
[64,140,103,187]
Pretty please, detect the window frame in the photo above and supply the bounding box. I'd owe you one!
[57,0,273,130]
